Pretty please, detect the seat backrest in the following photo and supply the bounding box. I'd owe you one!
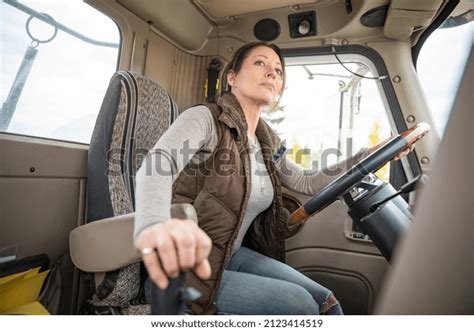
[87,71,178,222]
[85,71,178,313]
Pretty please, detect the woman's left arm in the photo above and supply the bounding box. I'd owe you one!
[276,148,370,196]
[277,133,417,195]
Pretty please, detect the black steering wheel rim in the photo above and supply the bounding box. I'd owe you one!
[288,122,430,225]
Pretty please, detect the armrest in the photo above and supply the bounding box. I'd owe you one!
[69,213,138,272]
[69,203,198,273]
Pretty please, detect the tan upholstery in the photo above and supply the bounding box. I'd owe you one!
[70,203,198,273]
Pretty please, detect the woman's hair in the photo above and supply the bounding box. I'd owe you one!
[220,41,286,97]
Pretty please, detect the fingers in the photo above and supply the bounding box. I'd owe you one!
[155,227,180,279]
[194,259,212,280]
[141,248,169,290]
[168,220,197,272]
[176,220,212,279]
[136,220,213,290]
[137,224,177,289]
[375,135,416,161]
[394,148,407,160]
[394,143,416,160]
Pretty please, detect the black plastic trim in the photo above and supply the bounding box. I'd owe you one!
[86,73,122,223]
[412,0,460,68]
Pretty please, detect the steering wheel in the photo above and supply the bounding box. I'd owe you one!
[288,122,430,226]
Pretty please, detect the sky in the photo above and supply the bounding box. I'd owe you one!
[1,0,472,146]
[1,0,120,143]
[416,22,473,135]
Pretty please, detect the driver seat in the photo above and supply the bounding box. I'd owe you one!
[70,71,179,314]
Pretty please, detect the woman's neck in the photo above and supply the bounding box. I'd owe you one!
[231,93,265,141]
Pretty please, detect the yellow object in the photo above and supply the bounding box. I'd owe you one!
[1,301,49,315]
[0,267,50,315]
[368,120,390,182]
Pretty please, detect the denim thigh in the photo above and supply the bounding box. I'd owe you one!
[214,246,342,315]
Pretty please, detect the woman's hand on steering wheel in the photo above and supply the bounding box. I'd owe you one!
[369,136,416,161]
[288,123,430,226]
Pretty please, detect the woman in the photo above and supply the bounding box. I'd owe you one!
[134,42,414,315]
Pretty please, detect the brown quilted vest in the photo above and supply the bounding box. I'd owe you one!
[171,92,302,314]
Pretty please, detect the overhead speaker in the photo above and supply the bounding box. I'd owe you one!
[254,18,281,42]
[360,5,389,27]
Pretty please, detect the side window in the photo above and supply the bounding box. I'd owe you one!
[417,10,473,136]
[1,0,120,143]
[266,55,392,181]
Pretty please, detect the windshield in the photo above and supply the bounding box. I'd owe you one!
[416,9,473,136]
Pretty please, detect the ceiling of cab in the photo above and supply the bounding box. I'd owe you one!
[116,0,383,52]
[116,0,213,50]
[115,0,465,53]
[193,0,325,20]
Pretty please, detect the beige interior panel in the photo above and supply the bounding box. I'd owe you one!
[145,30,212,110]
[117,0,213,51]
[286,248,388,313]
[0,135,88,261]
[169,48,212,111]
[0,135,88,314]
[384,0,444,41]
[390,0,444,11]
[384,8,437,41]
[366,41,439,171]
[284,190,390,313]
[104,0,396,59]
[285,191,384,255]
[214,0,388,53]
[0,134,88,178]
[145,32,179,92]
[0,177,85,262]
[194,0,317,19]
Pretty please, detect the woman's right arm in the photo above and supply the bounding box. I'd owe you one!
[134,105,218,289]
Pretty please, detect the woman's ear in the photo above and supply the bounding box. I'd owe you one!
[227,70,236,88]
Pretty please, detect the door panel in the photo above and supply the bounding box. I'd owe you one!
[0,133,88,314]
[284,188,390,314]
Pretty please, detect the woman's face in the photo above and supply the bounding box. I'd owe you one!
[227,46,284,108]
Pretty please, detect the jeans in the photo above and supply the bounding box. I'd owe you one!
[145,246,343,315]
[213,246,343,315]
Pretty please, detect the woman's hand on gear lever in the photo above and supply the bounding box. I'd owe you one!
[135,219,212,290]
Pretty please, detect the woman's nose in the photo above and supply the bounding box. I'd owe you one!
[266,69,276,79]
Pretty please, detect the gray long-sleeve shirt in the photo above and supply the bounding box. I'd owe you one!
[135,105,369,253]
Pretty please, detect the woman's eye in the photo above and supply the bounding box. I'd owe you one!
[255,60,265,66]
[276,69,283,76]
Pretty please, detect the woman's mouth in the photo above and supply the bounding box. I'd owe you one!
[260,83,275,91]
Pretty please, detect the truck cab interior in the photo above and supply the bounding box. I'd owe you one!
[0,0,472,315]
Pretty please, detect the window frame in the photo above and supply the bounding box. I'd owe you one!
[411,0,461,68]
